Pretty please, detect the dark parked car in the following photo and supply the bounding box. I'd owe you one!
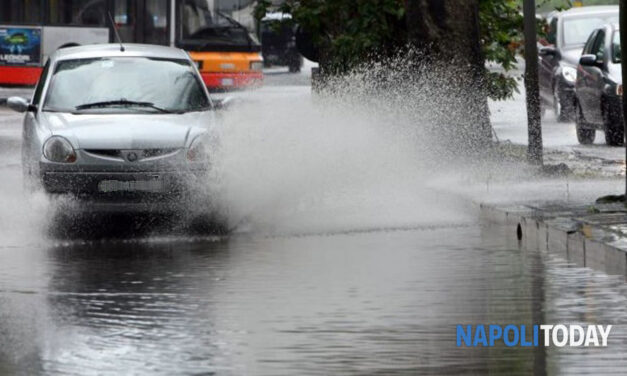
[260,12,303,73]
[539,6,618,122]
[574,23,623,145]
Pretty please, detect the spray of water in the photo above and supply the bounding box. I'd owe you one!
[207,55,509,236]
[206,54,626,236]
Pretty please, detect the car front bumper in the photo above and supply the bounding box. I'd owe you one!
[40,168,211,213]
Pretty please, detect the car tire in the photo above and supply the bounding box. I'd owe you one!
[603,102,624,146]
[553,84,571,123]
[575,102,596,145]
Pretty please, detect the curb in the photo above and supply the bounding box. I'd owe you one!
[480,203,627,280]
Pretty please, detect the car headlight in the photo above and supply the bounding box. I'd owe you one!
[250,61,263,72]
[187,136,209,162]
[43,136,77,163]
[562,66,577,83]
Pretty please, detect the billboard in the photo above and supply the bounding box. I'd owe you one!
[0,26,42,66]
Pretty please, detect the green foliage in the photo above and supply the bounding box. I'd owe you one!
[256,0,406,73]
[479,0,524,100]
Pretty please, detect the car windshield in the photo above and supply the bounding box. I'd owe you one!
[613,31,621,63]
[563,14,617,47]
[44,57,210,113]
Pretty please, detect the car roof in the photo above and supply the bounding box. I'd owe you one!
[599,23,619,32]
[51,44,190,62]
[560,5,618,18]
[607,23,619,31]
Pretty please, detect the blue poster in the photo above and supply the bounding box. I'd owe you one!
[0,26,42,66]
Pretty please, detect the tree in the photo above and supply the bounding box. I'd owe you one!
[405,0,492,147]
[620,0,627,198]
[256,0,525,102]
[256,0,407,74]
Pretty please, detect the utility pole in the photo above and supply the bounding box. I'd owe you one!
[621,0,627,198]
[523,0,543,165]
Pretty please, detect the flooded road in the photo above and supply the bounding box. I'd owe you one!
[2,220,627,375]
[1,73,627,375]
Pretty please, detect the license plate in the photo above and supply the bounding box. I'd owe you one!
[98,179,165,193]
[221,78,234,86]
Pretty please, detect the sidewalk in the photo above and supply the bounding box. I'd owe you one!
[481,200,627,280]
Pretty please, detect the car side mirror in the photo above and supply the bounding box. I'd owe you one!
[7,96,36,113]
[539,46,557,57]
[579,54,600,67]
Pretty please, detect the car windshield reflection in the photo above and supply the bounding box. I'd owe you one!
[43,57,210,114]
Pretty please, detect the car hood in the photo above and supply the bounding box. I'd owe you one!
[560,47,584,66]
[40,111,214,150]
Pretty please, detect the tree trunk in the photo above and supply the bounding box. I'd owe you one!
[406,0,492,150]
[620,0,627,198]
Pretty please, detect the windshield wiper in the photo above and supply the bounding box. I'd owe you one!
[217,11,254,49]
[75,99,173,113]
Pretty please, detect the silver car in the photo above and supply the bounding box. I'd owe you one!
[8,44,219,215]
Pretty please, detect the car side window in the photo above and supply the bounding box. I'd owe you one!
[583,30,598,55]
[592,30,606,62]
[547,18,558,45]
[32,59,51,106]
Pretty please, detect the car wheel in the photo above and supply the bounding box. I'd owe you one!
[603,102,624,146]
[575,102,596,145]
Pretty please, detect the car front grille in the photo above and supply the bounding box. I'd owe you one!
[84,148,179,161]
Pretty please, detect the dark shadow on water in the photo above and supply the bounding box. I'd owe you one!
[47,210,230,241]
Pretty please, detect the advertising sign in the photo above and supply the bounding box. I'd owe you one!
[0,26,42,66]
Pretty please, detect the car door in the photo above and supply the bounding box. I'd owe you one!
[578,30,605,123]
[539,17,559,103]
[587,29,607,124]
